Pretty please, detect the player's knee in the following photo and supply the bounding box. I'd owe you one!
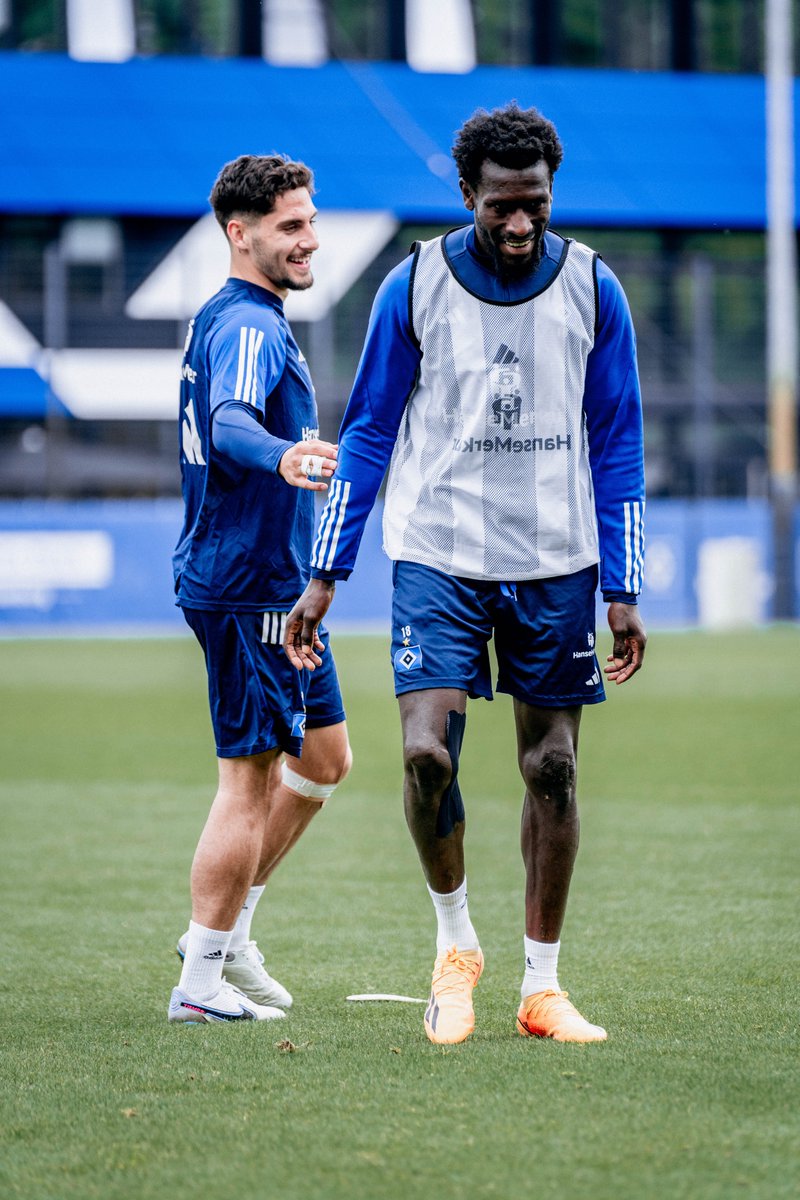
[313,738,352,786]
[287,728,353,795]
[281,760,344,806]
[403,737,453,795]
[521,744,576,811]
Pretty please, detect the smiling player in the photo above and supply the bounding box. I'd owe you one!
[285,104,646,1045]
[169,154,351,1024]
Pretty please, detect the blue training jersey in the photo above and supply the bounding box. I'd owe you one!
[173,278,318,610]
[311,226,645,602]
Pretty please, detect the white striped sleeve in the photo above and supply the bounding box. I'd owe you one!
[233,326,265,406]
[623,500,645,593]
[311,479,351,571]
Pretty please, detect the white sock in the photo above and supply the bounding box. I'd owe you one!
[178,920,233,1000]
[427,878,480,953]
[521,936,561,997]
[228,885,265,952]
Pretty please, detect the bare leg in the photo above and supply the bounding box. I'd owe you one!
[514,702,583,942]
[190,721,351,927]
[399,689,467,893]
[190,750,280,931]
[252,720,352,884]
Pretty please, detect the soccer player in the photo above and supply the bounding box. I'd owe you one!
[285,104,646,1045]
[169,154,352,1024]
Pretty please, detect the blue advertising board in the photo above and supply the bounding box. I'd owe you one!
[0,498,796,635]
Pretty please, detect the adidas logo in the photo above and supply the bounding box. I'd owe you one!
[493,343,519,366]
[585,670,600,687]
[202,949,224,960]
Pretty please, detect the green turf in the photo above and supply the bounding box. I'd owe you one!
[1,628,798,1199]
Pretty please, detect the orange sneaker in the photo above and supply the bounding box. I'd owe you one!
[424,946,484,1044]
[516,990,607,1043]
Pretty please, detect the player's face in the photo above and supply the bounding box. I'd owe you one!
[461,160,553,277]
[240,188,319,295]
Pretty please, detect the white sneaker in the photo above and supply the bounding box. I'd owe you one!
[168,981,286,1024]
[176,934,293,1010]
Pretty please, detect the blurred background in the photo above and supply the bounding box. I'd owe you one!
[0,0,797,631]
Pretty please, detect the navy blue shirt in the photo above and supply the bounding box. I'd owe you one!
[173,278,319,610]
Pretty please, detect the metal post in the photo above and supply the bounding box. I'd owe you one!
[691,255,715,498]
[43,241,68,497]
[766,0,798,619]
[43,243,67,352]
[387,0,406,61]
[600,0,623,69]
[238,0,262,56]
[670,0,697,72]
[305,313,337,429]
[529,0,560,66]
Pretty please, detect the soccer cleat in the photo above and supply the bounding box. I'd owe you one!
[176,934,293,1010]
[424,945,484,1044]
[516,990,607,1043]
[168,981,287,1024]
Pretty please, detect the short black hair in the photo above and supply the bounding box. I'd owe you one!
[209,154,315,231]
[452,102,563,188]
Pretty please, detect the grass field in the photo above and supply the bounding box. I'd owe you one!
[1,627,798,1199]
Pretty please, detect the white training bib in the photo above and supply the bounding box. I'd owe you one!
[382,236,601,581]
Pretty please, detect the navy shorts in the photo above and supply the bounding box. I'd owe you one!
[183,608,346,759]
[390,561,605,708]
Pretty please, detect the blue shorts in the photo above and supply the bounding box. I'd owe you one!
[183,608,346,759]
[390,562,605,708]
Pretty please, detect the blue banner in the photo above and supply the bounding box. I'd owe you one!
[0,498,796,633]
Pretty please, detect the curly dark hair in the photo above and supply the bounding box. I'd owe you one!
[452,102,563,187]
[209,154,315,230]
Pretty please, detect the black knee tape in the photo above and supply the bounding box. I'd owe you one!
[435,710,466,838]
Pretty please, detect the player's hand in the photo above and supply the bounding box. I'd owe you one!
[284,578,336,670]
[278,439,338,491]
[604,602,647,685]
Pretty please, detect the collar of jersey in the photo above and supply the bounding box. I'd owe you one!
[223,276,285,310]
[441,226,567,304]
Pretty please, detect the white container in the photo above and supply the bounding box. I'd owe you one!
[696,537,766,628]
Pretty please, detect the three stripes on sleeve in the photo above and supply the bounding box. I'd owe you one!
[311,479,352,572]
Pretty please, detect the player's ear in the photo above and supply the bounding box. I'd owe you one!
[226,217,248,250]
[459,178,475,212]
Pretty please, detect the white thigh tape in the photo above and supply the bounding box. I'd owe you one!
[300,453,325,477]
[282,762,337,803]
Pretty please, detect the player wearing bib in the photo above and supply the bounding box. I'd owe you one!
[168,155,351,1026]
[286,104,646,1044]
